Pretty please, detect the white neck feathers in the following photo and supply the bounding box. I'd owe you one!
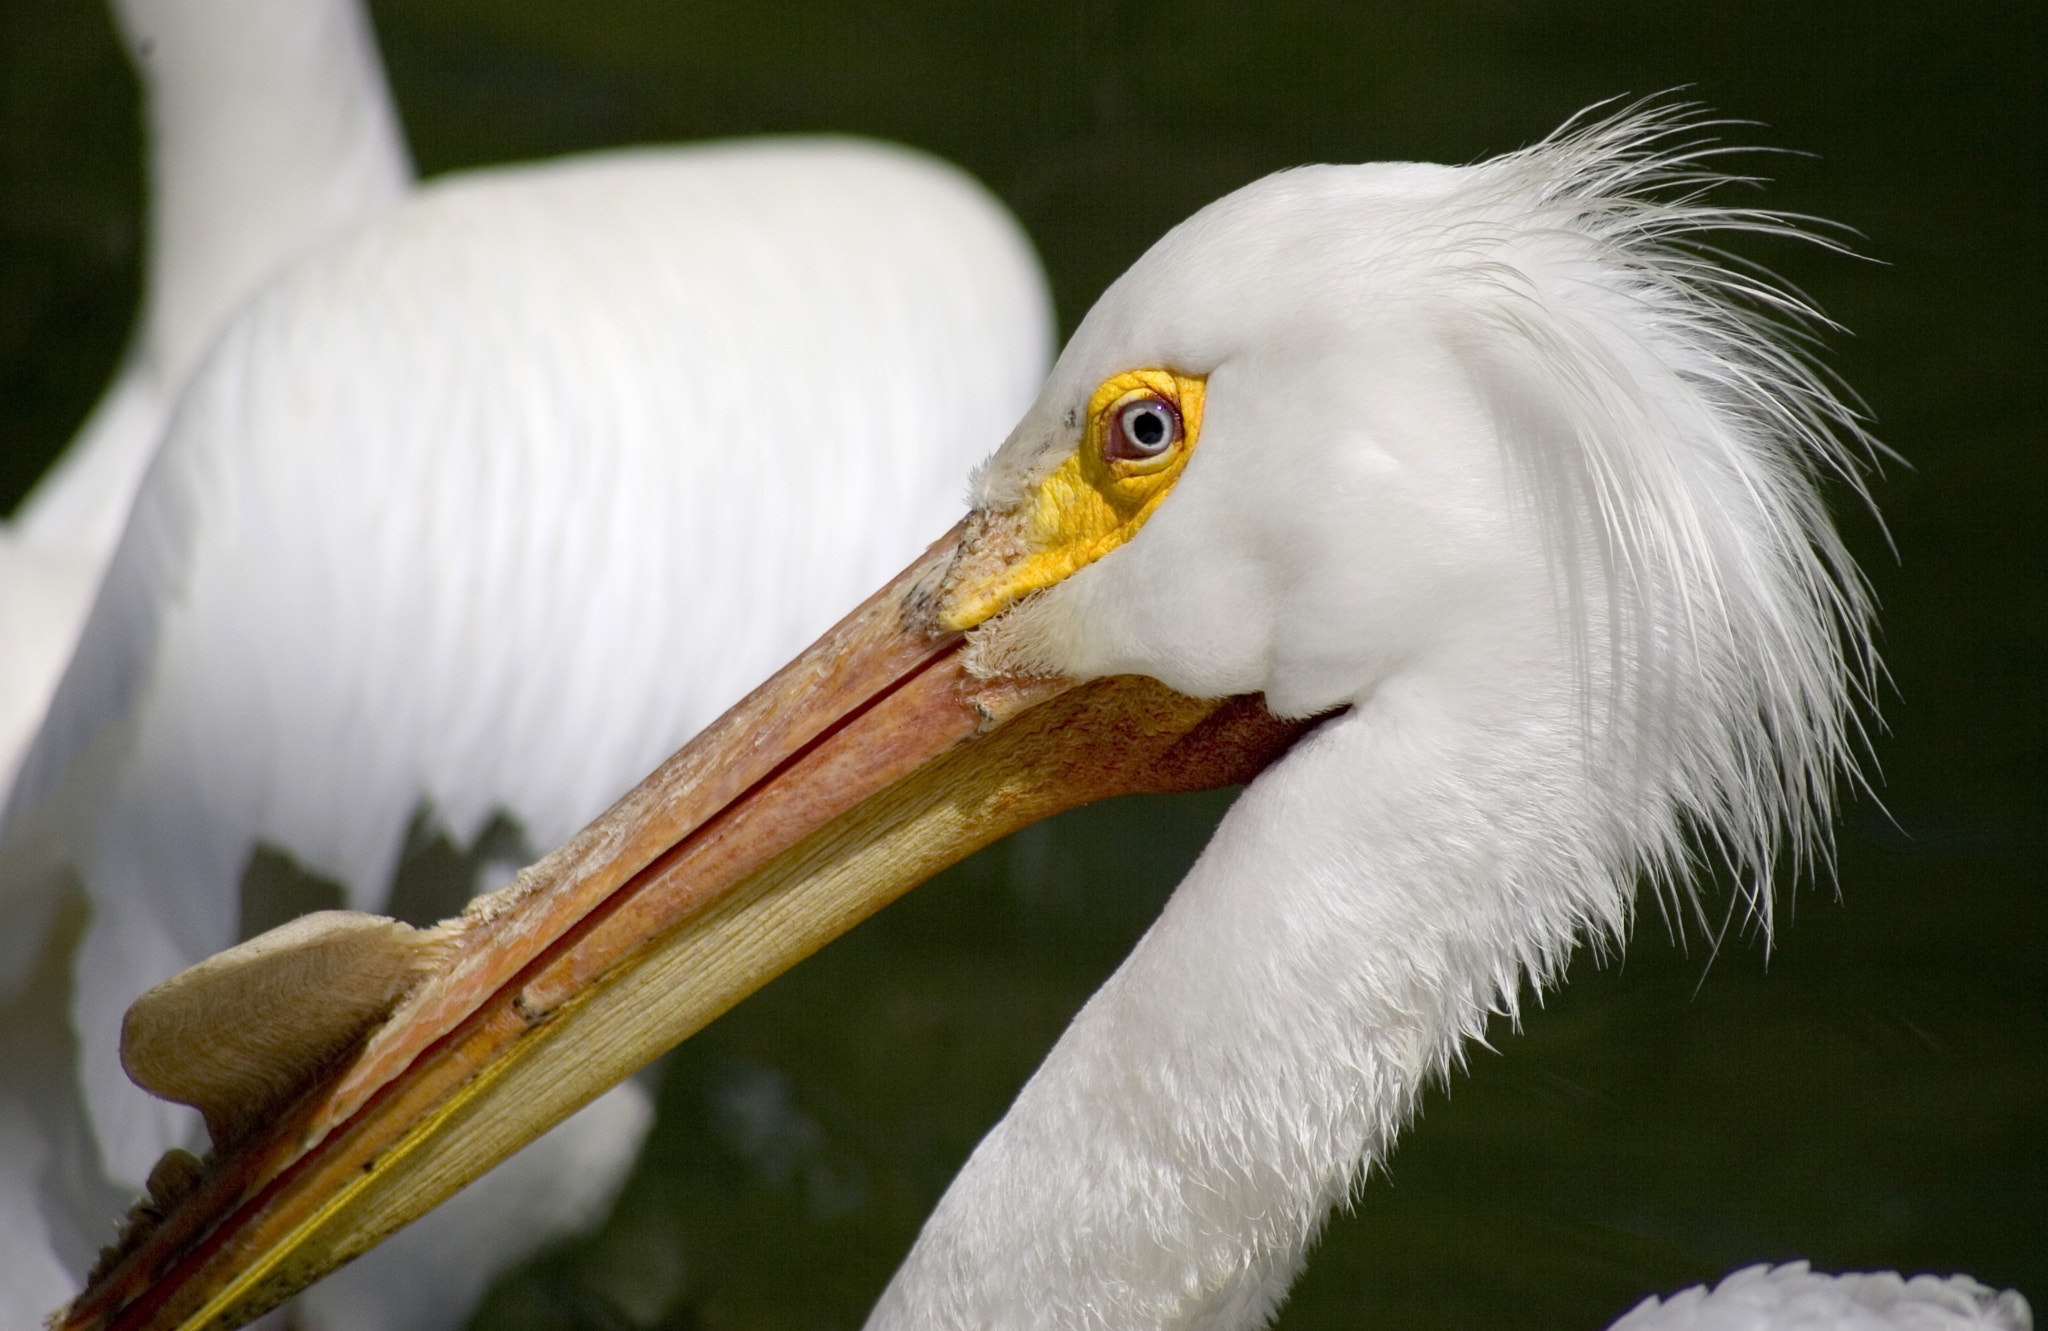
[873,644,1628,1329]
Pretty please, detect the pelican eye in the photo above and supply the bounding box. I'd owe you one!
[1109,397,1181,461]
[936,367,1205,631]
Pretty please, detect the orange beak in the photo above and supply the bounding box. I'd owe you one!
[62,520,1317,1331]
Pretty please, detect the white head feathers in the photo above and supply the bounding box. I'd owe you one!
[971,100,1878,946]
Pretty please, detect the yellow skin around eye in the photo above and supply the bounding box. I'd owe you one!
[941,368,1206,631]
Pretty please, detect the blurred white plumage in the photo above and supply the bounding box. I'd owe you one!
[1609,1264,2028,1331]
[0,0,412,801]
[0,1,1051,1326]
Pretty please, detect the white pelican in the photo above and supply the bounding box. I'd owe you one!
[54,105,2029,1330]
[0,0,412,801]
[0,2,1051,1327]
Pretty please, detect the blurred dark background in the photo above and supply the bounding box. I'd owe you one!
[3,2,2042,1327]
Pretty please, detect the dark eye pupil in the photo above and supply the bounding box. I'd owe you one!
[1107,396,1180,462]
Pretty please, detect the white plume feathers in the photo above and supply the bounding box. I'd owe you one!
[1459,99,1882,942]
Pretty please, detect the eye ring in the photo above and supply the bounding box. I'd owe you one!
[1106,396,1183,464]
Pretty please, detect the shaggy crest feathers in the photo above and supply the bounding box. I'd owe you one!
[1319,96,1888,1103]
[1454,100,1880,944]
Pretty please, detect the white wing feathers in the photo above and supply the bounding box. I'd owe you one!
[1,0,413,805]
[0,139,1050,1324]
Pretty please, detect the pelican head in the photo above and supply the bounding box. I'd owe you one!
[67,104,1879,1331]
[958,107,1869,924]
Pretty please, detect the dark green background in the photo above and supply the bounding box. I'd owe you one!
[3,2,2042,1328]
